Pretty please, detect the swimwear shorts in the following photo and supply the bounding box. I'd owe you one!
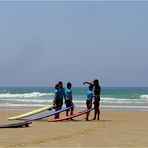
[65,100,74,110]
[86,100,92,109]
[94,101,100,108]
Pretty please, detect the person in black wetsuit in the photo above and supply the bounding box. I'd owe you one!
[83,79,101,120]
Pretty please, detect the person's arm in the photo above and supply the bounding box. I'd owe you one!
[53,90,59,104]
[63,89,66,100]
[83,82,93,85]
[53,96,56,105]
[70,90,73,105]
[70,96,73,105]
[53,91,58,104]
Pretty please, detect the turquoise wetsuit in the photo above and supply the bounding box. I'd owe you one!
[58,88,65,106]
[65,88,72,101]
[86,90,93,102]
[86,90,93,109]
[65,88,73,108]
[55,89,59,98]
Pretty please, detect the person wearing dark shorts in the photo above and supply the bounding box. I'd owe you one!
[86,85,93,121]
[83,79,101,120]
[54,81,65,119]
[65,82,74,116]
[53,84,60,119]
[53,84,58,108]
[93,79,101,120]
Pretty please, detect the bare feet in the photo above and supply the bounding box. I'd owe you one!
[98,116,100,120]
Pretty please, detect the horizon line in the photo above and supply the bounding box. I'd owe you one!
[0,86,148,88]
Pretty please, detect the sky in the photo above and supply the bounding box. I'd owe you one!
[0,1,148,87]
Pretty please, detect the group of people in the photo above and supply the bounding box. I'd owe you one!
[53,79,101,121]
[53,81,74,119]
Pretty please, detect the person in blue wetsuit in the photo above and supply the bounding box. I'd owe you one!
[53,84,59,106]
[65,82,74,116]
[58,81,66,107]
[54,81,66,119]
[86,85,93,121]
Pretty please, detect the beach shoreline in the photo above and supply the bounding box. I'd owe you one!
[1,106,148,112]
[0,109,148,147]
[0,87,148,112]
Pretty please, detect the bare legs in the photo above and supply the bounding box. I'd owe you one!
[66,109,73,116]
[86,111,90,121]
[54,105,62,119]
[93,100,100,120]
[86,102,92,121]
[93,107,100,120]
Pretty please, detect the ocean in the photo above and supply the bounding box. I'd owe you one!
[0,87,148,111]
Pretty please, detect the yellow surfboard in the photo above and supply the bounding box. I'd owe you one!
[8,104,54,120]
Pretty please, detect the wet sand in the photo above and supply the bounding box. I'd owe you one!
[0,109,148,147]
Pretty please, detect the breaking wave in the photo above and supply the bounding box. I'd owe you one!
[140,95,148,99]
[0,92,54,98]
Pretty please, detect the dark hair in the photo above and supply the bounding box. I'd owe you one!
[58,81,63,85]
[89,85,93,90]
[67,82,72,89]
[93,79,99,85]
[55,84,58,90]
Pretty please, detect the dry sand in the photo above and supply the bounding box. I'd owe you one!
[0,109,148,147]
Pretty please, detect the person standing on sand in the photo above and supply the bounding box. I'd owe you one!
[53,84,60,119]
[53,81,65,119]
[83,79,101,120]
[65,82,74,116]
[86,85,93,121]
[57,81,66,117]
[53,84,59,105]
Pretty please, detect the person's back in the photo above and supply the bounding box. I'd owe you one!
[59,87,65,104]
[87,90,93,102]
[86,85,93,121]
[54,81,65,119]
[65,82,73,116]
[58,81,65,106]
[53,84,60,119]
[65,88,72,101]
[53,84,59,106]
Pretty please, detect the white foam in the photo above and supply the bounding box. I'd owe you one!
[1,97,147,104]
[0,103,46,107]
[75,105,148,109]
[1,103,148,110]
[0,98,52,103]
[140,95,148,99]
[0,92,54,98]
[101,97,138,101]
[101,105,148,109]
[75,98,148,104]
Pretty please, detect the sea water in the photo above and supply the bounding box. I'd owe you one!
[0,87,148,111]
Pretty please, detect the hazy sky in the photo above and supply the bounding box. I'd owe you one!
[0,1,148,87]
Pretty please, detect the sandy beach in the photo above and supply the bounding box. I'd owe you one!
[0,109,148,147]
